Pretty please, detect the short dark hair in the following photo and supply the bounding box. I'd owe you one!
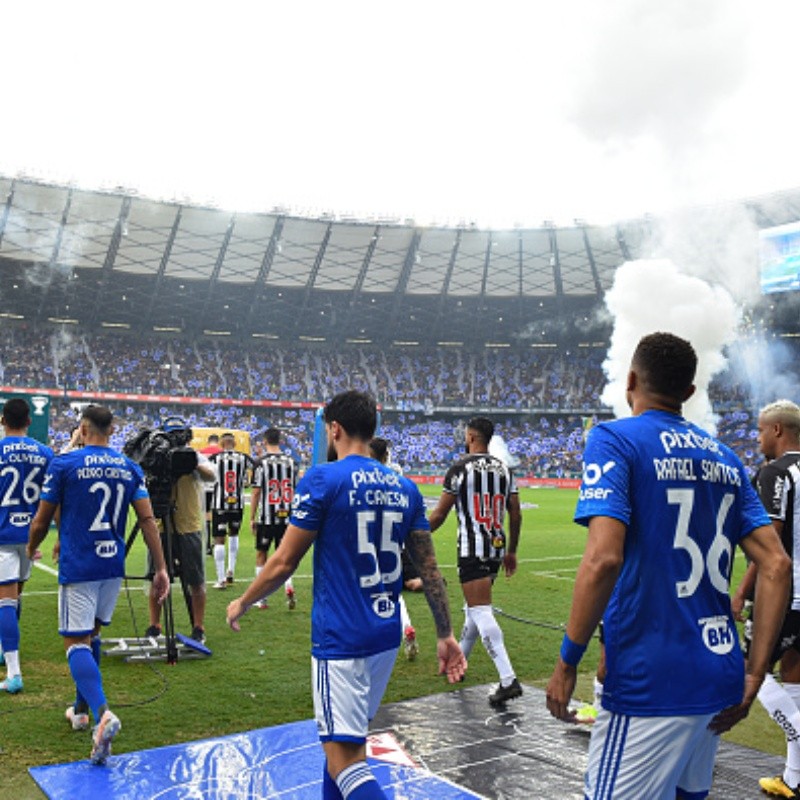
[221,432,235,440]
[323,390,377,441]
[2,398,31,430]
[632,332,697,400]
[368,437,389,463]
[207,434,219,443]
[466,416,494,445]
[265,427,281,445]
[82,404,113,435]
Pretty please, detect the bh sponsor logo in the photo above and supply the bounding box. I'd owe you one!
[10,512,31,527]
[371,592,395,619]
[95,541,118,559]
[699,615,735,655]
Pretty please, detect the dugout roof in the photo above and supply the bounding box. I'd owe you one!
[1,177,799,346]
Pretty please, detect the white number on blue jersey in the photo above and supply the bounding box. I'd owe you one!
[357,510,403,588]
[88,481,127,532]
[0,465,42,506]
[669,488,733,598]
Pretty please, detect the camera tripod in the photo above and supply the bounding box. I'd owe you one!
[104,508,211,664]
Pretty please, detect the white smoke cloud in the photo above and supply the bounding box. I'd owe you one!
[601,259,739,433]
[641,203,761,305]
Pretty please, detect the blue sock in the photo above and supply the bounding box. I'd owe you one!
[0,601,20,652]
[335,762,387,799]
[74,636,102,712]
[67,644,107,722]
[323,761,344,800]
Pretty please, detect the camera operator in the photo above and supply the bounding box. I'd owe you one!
[143,417,214,645]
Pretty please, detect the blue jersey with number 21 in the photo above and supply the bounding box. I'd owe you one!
[575,410,769,716]
[42,445,149,585]
[290,454,429,659]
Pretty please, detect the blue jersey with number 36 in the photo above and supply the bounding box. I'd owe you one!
[42,445,149,584]
[291,454,429,659]
[575,410,769,716]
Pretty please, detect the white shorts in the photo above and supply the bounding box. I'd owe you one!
[0,544,32,585]
[312,649,398,744]
[585,709,718,800]
[58,578,123,637]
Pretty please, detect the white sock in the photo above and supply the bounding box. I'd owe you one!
[759,673,800,787]
[4,650,20,679]
[459,605,479,660]
[255,565,263,578]
[285,576,294,592]
[785,682,800,712]
[469,604,515,685]
[399,595,412,630]
[593,676,604,709]
[227,536,239,576]
[214,544,226,583]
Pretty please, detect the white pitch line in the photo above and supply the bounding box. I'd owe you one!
[33,561,58,576]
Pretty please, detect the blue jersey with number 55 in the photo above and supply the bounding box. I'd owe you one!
[42,445,149,584]
[575,410,769,716]
[291,454,429,659]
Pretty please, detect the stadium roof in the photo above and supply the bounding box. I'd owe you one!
[2,176,800,346]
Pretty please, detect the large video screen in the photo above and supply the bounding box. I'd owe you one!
[760,220,800,294]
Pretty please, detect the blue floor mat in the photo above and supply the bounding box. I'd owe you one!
[29,717,483,799]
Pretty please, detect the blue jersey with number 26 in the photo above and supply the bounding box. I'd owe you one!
[290,454,429,659]
[575,410,769,716]
[42,445,149,584]
[0,435,53,546]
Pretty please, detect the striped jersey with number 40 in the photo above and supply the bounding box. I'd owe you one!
[253,453,296,525]
[442,453,518,560]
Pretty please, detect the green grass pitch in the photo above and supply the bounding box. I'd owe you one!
[0,486,785,797]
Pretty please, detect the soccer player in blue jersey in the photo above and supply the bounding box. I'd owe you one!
[546,332,791,800]
[227,390,466,800]
[0,398,53,693]
[27,405,170,765]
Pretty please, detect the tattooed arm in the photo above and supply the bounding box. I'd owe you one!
[406,528,467,683]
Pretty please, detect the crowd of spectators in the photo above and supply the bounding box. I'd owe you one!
[0,329,609,411]
[4,326,795,478]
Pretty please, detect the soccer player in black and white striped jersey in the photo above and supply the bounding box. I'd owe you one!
[209,433,254,589]
[428,416,522,707]
[250,428,297,609]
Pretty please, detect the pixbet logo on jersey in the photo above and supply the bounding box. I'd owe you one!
[698,615,735,655]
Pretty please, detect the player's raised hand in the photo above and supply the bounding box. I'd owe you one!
[437,635,467,684]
